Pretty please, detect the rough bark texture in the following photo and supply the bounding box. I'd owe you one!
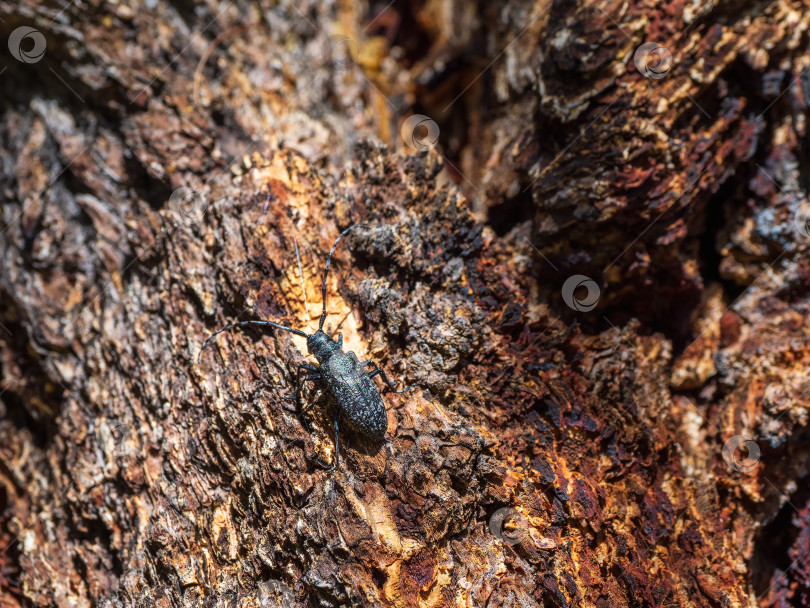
[1,0,809,607]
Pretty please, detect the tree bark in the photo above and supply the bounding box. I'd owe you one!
[1,0,809,607]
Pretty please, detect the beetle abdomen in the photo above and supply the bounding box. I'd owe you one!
[340,375,387,439]
[322,352,388,440]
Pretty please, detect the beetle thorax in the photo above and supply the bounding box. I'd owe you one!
[307,330,340,363]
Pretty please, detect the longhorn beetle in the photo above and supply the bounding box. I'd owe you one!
[198,225,412,471]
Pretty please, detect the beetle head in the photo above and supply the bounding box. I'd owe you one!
[307,330,339,363]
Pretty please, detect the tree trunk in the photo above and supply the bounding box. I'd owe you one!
[1,0,809,606]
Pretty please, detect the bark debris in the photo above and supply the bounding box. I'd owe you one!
[1,0,809,606]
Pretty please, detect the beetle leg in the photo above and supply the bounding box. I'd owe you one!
[284,363,320,402]
[285,363,321,431]
[363,361,413,393]
[291,373,320,410]
[326,409,340,473]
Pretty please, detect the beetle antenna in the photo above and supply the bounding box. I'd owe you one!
[294,236,312,331]
[319,224,362,331]
[198,320,309,363]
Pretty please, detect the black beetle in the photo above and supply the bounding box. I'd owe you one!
[199,225,412,471]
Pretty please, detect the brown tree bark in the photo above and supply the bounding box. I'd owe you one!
[1,0,809,607]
